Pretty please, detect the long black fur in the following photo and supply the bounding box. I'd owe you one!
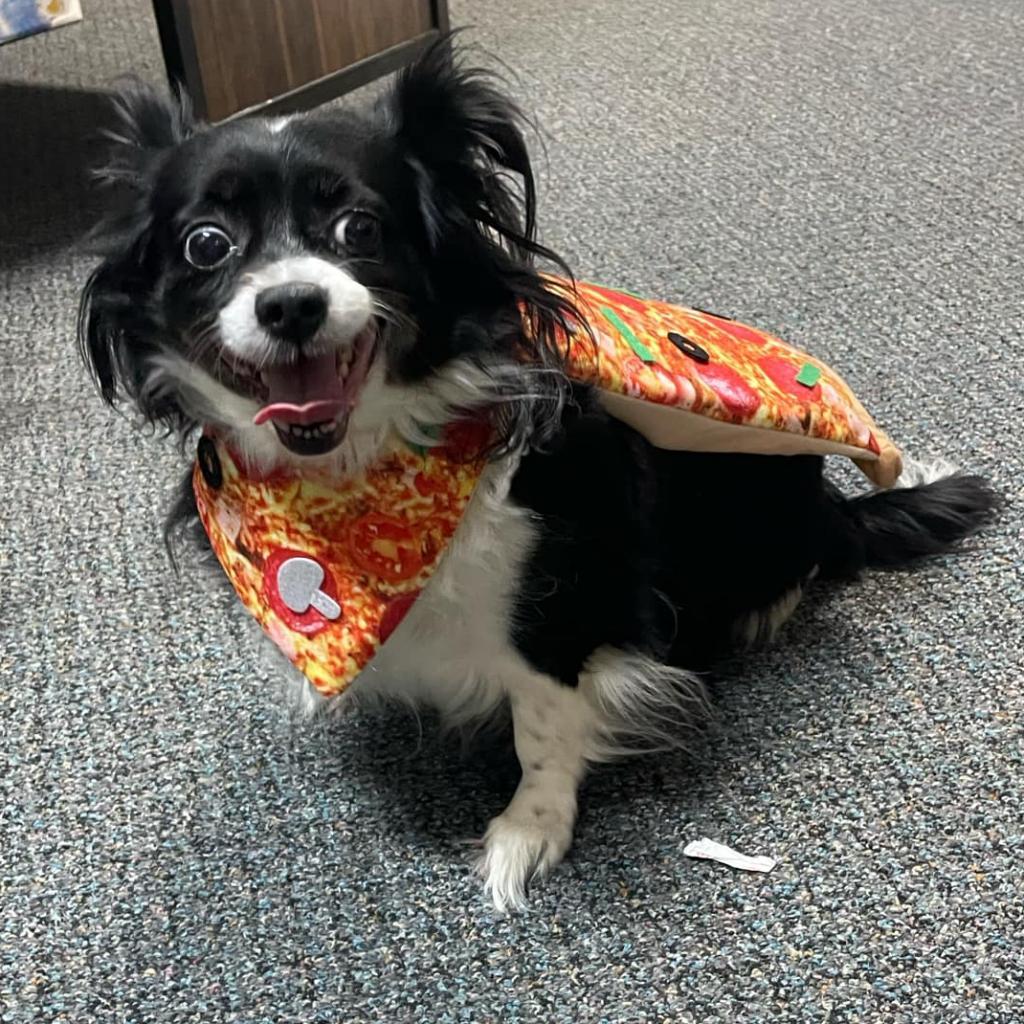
[821,475,1001,575]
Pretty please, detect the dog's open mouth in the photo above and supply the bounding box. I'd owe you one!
[251,326,376,456]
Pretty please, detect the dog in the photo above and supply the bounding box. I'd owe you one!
[79,40,996,910]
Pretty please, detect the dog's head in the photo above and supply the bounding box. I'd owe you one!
[80,41,577,472]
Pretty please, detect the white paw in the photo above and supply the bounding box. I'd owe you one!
[477,809,574,913]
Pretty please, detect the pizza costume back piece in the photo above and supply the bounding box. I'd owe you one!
[545,277,902,488]
[195,278,903,697]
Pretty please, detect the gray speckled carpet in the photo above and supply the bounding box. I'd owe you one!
[2,1,1022,1021]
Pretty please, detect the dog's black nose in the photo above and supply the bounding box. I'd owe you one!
[255,283,328,343]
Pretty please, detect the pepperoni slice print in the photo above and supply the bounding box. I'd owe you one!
[759,355,822,401]
[379,591,421,642]
[696,363,762,419]
[348,514,425,583]
[717,319,773,347]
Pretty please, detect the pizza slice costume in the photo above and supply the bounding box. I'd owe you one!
[194,277,903,697]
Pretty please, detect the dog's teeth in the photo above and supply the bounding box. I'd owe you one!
[281,419,336,443]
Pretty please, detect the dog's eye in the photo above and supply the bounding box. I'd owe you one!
[184,225,237,270]
[334,211,381,254]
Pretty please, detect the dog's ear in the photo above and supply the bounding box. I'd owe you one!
[78,82,193,416]
[78,258,145,407]
[384,39,585,455]
[96,78,195,190]
[386,38,540,259]
[79,250,194,429]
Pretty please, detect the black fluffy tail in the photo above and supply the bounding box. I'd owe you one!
[821,473,999,579]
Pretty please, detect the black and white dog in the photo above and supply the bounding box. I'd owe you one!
[80,41,996,909]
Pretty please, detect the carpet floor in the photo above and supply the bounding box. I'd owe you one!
[1,1,1021,1021]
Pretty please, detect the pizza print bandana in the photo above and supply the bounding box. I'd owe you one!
[193,422,491,698]
[194,279,902,696]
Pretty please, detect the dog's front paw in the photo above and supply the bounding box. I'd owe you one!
[476,807,574,912]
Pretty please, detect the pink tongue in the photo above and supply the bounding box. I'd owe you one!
[253,351,344,426]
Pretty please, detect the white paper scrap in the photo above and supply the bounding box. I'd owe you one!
[683,837,776,873]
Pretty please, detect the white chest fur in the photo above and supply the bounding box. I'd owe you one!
[360,456,537,722]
